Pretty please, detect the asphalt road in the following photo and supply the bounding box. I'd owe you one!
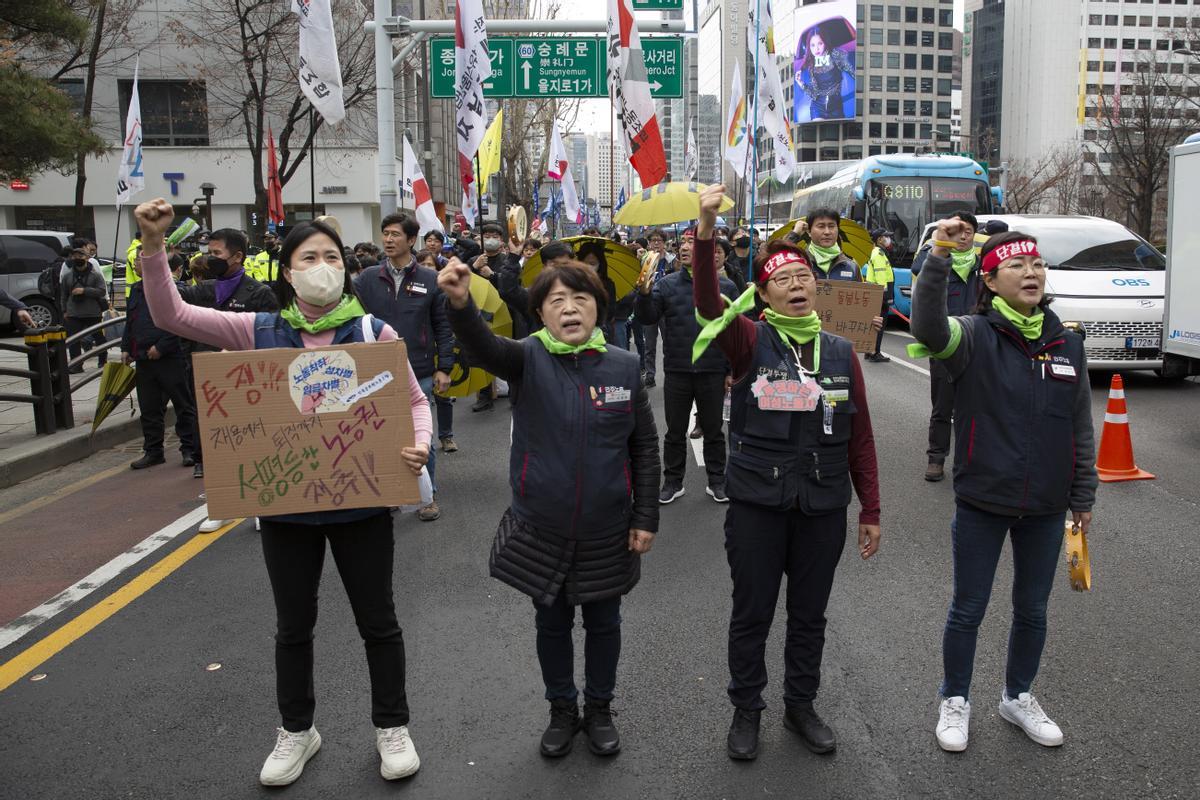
[1,329,1198,800]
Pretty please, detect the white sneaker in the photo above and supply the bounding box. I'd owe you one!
[254,517,261,532]
[377,725,420,780]
[198,518,226,533]
[999,692,1063,747]
[935,696,970,752]
[259,726,321,786]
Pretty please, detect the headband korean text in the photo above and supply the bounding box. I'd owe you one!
[757,251,810,283]
[982,239,1040,273]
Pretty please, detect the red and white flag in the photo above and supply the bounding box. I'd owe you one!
[606,0,667,188]
[401,135,443,236]
[455,0,491,204]
[547,121,583,225]
[266,125,284,225]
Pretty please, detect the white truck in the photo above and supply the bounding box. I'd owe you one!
[1163,135,1200,377]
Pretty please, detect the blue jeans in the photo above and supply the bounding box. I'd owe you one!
[941,501,1065,700]
[632,320,647,370]
[611,319,630,351]
[435,393,454,440]
[533,592,622,703]
[416,375,437,494]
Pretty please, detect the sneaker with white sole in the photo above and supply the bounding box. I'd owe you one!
[259,726,321,786]
[198,518,227,533]
[376,725,420,780]
[935,696,970,752]
[999,692,1063,747]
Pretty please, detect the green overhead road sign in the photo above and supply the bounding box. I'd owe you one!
[429,36,682,99]
[430,39,514,98]
[631,0,683,8]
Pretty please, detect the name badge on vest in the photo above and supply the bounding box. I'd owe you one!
[1049,363,1076,378]
[407,282,428,295]
[751,373,823,412]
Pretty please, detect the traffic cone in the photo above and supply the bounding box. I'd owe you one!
[1096,374,1154,482]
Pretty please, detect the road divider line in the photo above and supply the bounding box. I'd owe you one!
[0,505,212,652]
[0,462,130,527]
[884,329,916,340]
[0,516,242,693]
[881,351,931,377]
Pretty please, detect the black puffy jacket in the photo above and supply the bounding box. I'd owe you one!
[634,267,736,373]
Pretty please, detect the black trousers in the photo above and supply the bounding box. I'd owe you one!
[65,315,106,365]
[927,362,956,464]
[533,591,622,703]
[725,500,848,710]
[641,321,661,379]
[871,283,894,355]
[663,370,726,485]
[260,511,409,732]
[135,357,198,459]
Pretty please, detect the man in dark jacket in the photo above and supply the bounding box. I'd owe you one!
[357,212,455,521]
[122,252,199,471]
[635,237,737,504]
[1,289,34,329]
[60,246,110,373]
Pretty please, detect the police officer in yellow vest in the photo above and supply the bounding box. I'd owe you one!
[247,230,281,284]
[123,237,142,297]
[862,228,895,363]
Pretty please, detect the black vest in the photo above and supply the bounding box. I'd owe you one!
[509,339,642,539]
[951,309,1086,514]
[726,324,857,513]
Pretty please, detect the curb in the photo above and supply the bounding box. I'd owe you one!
[0,411,174,490]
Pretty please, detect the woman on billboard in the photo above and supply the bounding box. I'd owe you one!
[794,17,856,122]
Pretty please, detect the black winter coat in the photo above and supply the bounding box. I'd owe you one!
[179,274,278,353]
[634,267,736,373]
[121,282,184,360]
[355,260,456,378]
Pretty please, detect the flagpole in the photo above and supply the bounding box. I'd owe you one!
[475,154,484,229]
[109,206,123,306]
[748,0,762,269]
[309,106,317,218]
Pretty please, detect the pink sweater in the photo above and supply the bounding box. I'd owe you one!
[140,249,433,446]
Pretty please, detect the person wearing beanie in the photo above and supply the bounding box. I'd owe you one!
[909,219,1096,754]
[692,185,881,762]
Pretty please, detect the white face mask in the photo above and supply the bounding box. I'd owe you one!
[289,262,344,306]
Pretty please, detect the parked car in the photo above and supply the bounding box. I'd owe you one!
[0,230,73,329]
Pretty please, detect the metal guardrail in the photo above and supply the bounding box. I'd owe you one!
[0,315,127,435]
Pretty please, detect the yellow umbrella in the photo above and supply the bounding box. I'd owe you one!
[520,236,644,299]
[613,181,734,227]
[437,273,512,398]
[92,362,138,433]
[768,217,875,267]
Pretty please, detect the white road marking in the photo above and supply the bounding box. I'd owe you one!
[690,403,705,467]
[879,351,931,377]
[0,505,212,651]
[884,329,916,340]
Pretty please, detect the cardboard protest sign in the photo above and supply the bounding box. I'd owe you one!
[193,341,419,519]
[813,280,885,353]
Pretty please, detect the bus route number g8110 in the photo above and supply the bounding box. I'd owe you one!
[880,183,925,200]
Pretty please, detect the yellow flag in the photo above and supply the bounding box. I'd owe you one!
[478,109,503,194]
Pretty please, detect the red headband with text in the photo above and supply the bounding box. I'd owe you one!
[982,239,1040,273]
[756,251,810,284]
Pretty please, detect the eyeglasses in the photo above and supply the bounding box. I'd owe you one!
[767,271,813,288]
[381,231,407,240]
[997,260,1048,275]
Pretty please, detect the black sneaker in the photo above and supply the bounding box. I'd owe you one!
[659,483,685,504]
[130,453,165,470]
[193,463,205,479]
[181,453,196,467]
[706,483,730,503]
[540,699,581,758]
[783,704,836,754]
[865,352,891,363]
[925,462,946,482]
[644,374,656,388]
[471,397,494,412]
[582,701,620,756]
[727,708,761,760]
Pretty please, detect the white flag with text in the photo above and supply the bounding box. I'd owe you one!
[116,58,144,204]
[291,0,345,124]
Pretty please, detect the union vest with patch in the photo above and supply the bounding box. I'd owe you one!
[726,324,857,513]
[951,309,1086,514]
[252,312,390,526]
[509,340,641,539]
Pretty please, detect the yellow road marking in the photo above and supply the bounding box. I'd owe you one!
[0,518,243,693]
[0,462,130,526]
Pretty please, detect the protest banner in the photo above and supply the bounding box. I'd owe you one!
[193,341,418,518]
[813,280,885,353]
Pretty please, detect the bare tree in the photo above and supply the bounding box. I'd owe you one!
[167,0,376,241]
[1001,146,1082,214]
[1091,59,1191,238]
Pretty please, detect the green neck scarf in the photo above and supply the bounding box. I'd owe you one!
[992,296,1044,340]
[693,286,822,371]
[531,326,607,355]
[950,248,977,283]
[278,296,366,334]
[809,244,842,273]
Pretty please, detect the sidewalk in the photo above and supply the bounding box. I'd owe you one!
[0,335,149,488]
